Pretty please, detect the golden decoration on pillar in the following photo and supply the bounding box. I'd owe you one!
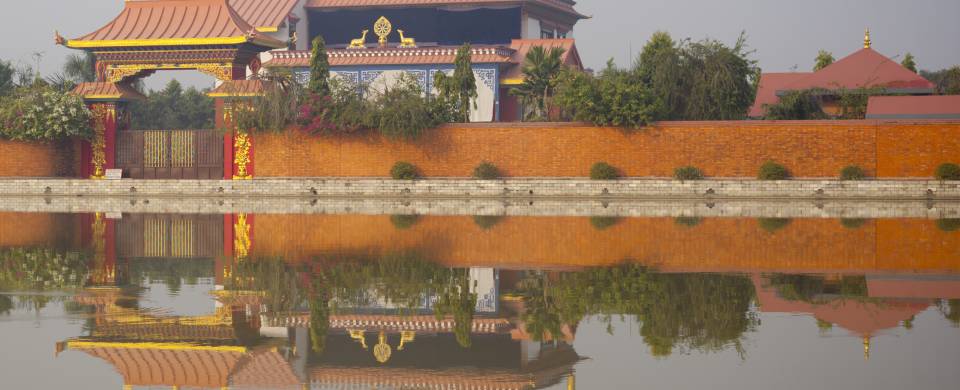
[373,331,392,363]
[397,330,415,350]
[349,30,369,49]
[91,212,114,285]
[397,30,417,48]
[89,104,109,179]
[349,330,368,349]
[233,131,252,180]
[863,28,871,49]
[233,214,251,259]
[863,335,871,361]
[373,17,392,47]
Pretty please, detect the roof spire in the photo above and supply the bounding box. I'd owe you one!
[864,28,872,49]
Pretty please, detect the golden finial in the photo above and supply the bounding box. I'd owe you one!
[863,28,871,49]
[863,336,871,361]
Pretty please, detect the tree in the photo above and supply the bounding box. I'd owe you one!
[636,31,685,119]
[128,80,215,130]
[0,60,13,96]
[433,43,478,123]
[554,61,658,128]
[63,53,97,84]
[921,67,960,94]
[901,53,918,73]
[814,50,835,71]
[512,46,566,121]
[308,36,331,97]
[762,89,827,120]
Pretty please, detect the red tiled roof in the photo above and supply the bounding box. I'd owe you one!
[865,95,960,119]
[230,350,302,389]
[231,0,301,31]
[502,38,582,82]
[69,344,245,388]
[64,0,284,49]
[264,46,515,67]
[748,73,811,118]
[309,367,535,390]
[780,48,936,93]
[305,0,588,19]
[262,313,513,333]
[70,82,147,101]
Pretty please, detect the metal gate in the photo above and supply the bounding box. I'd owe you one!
[117,130,223,179]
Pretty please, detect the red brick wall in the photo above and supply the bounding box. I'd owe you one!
[254,120,960,178]
[0,139,79,177]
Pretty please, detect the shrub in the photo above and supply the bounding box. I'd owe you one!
[590,216,621,230]
[553,64,658,128]
[0,85,92,141]
[390,215,420,230]
[840,166,867,181]
[937,219,960,232]
[758,161,790,180]
[674,166,704,180]
[935,163,960,180]
[762,89,827,120]
[371,74,441,140]
[473,162,501,180]
[390,162,419,180]
[758,218,792,232]
[840,218,869,229]
[473,215,505,230]
[675,216,703,227]
[590,162,620,180]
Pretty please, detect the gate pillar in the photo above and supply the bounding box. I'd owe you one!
[71,83,145,179]
[210,80,267,180]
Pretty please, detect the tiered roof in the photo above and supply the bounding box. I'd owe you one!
[265,45,516,67]
[70,82,147,101]
[63,0,285,49]
[231,0,302,32]
[305,0,589,19]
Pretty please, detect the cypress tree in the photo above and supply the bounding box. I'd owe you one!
[309,36,330,96]
[451,44,478,122]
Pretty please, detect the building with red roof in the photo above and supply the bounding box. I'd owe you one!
[750,31,937,118]
[865,95,960,119]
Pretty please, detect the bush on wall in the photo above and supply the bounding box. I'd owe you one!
[674,166,704,180]
[758,161,790,180]
[590,162,620,180]
[840,166,867,181]
[391,161,419,180]
[0,85,92,141]
[473,162,501,180]
[935,163,960,180]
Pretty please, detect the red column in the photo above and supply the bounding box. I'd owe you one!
[216,99,234,179]
[80,102,119,179]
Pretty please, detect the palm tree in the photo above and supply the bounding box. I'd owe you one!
[512,46,565,120]
[62,53,97,84]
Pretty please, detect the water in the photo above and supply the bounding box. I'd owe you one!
[0,208,958,389]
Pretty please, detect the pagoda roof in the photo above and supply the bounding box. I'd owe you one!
[309,367,537,390]
[62,0,285,49]
[502,38,581,84]
[865,95,960,119]
[264,45,516,67]
[778,48,936,94]
[231,0,301,32]
[305,0,589,19]
[70,82,147,102]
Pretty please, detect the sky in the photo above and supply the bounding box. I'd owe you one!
[1,0,958,90]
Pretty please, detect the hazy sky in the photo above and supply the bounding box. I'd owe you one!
[2,0,958,90]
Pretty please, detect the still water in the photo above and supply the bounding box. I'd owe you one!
[0,210,958,389]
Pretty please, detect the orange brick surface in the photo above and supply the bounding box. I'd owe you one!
[253,120,960,178]
[0,140,78,177]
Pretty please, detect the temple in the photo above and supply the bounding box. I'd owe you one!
[750,30,937,118]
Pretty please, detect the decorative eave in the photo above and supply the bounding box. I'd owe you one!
[264,46,516,67]
[305,0,589,20]
[70,82,147,102]
[62,340,247,353]
[208,79,271,97]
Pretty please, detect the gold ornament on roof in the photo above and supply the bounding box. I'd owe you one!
[349,30,369,49]
[373,16,392,47]
[373,331,392,363]
[397,30,416,48]
[863,28,871,49]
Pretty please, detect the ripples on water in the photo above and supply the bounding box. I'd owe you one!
[0,210,958,389]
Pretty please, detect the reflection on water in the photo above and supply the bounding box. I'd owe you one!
[0,212,958,389]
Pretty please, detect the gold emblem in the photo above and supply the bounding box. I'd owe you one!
[373,17,392,47]
[397,30,416,48]
[348,30,369,49]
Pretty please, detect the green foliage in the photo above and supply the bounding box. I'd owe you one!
[0,248,89,291]
[473,215,505,230]
[637,31,759,121]
[390,215,421,230]
[433,44,478,123]
[391,161,419,180]
[590,162,620,180]
[675,216,703,227]
[921,67,960,94]
[674,166,704,180]
[942,299,960,326]
[62,53,97,84]
[762,89,827,120]
[309,287,330,354]
[590,217,621,230]
[837,86,885,120]
[758,218,792,232]
[758,161,790,180]
[840,165,867,181]
[814,50,835,71]
[0,60,15,96]
[840,218,870,229]
[433,269,477,348]
[937,219,960,232]
[370,74,441,140]
[129,80,214,130]
[473,162,501,180]
[308,36,331,97]
[766,274,869,305]
[901,53,918,73]
[512,46,566,120]
[231,72,303,134]
[553,62,658,128]
[935,163,960,180]
[0,84,93,141]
